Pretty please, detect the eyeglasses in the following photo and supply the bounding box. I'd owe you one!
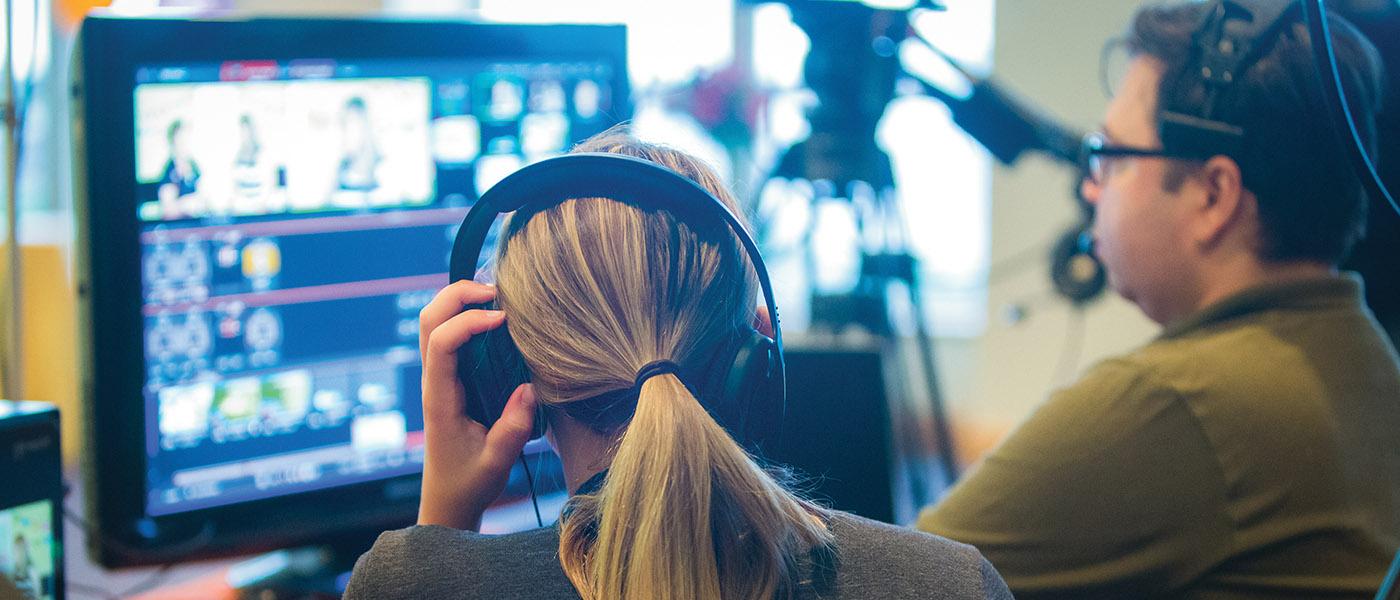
[1080,132,1191,186]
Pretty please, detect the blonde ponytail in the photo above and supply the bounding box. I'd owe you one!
[559,374,831,600]
[495,129,833,600]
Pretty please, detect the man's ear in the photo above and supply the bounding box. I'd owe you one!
[1193,155,1251,249]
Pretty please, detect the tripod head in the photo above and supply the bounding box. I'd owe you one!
[770,3,906,192]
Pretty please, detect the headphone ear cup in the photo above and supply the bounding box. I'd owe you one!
[720,331,782,454]
[455,300,542,438]
[1050,224,1108,305]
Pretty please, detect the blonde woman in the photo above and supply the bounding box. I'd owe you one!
[345,133,1011,600]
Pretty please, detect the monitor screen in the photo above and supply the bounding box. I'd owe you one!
[76,16,627,567]
[134,57,614,517]
[0,402,62,600]
[0,500,58,600]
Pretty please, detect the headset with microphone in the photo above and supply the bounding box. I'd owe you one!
[446,152,788,455]
[1155,0,1394,213]
[1063,0,1395,307]
[1157,0,1298,162]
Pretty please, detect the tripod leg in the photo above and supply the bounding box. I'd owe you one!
[907,279,960,486]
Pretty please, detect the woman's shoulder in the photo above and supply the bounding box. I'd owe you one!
[821,511,1013,600]
[826,511,972,557]
[343,525,580,600]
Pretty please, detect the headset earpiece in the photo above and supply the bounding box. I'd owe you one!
[689,326,782,455]
[723,330,783,454]
[1050,224,1107,305]
[456,299,543,438]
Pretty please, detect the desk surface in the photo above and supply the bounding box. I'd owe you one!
[62,476,239,600]
[61,473,570,599]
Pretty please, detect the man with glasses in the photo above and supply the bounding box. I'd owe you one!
[916,2,1400,598]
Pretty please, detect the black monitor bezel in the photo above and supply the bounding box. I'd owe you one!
[74,13,628,568]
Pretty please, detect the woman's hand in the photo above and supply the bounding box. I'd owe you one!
[416,280,537,531]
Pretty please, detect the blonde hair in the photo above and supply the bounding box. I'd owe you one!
[494,131,833,600]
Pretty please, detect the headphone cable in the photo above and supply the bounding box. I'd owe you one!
[1302,0,1397,217]
[519,453,544,528]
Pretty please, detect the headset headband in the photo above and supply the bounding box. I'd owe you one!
[447,152,786,401]
[1160,0,1300,160]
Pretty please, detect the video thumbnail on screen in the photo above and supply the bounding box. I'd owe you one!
[0,500,55,600]
[134,77,435,222]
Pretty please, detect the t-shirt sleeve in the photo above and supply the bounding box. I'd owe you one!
[916,359,1233,598]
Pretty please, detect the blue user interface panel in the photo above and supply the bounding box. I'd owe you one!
[135,57,616,516]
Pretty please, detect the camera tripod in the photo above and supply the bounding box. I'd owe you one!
[755,2,961,509]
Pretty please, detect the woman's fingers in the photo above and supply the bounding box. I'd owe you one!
[481,384,538,473]
[419,280,497,358]
[421,308,506,421]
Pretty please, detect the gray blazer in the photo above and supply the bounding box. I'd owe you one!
[345,511,1013,599]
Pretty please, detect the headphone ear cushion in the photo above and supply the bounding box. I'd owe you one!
[718,330,782,454]
[456,300,542,438]
[1050,224,1107,304]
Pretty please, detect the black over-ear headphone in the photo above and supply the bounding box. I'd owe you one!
[447,152,787,454]
[1161,0,1396,212]
[1159,0,1300,161]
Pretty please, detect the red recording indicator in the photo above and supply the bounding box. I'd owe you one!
[220,60,280,82]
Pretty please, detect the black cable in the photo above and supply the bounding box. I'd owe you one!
[534,445,557,501]
[519,453,544,528]
[1379,545,1400,600]
[1052,307,1088,389]
[58,474,219,597]
[62,505,214,562]
[986,237,1062,287]
[113,562,176,599]
[66,563,186,600]
[63,564,176,600]
[61,504,217,599]
[64,581,118,599]
[1302,0,1398,217]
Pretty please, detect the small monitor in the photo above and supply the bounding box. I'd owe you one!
[74,14,627,567]
[0,402,63,600]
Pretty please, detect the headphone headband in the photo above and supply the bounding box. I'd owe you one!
[453,154,736,277]
[451,152,783,356]
[1160,0,1300,160]
[448,152,786,437]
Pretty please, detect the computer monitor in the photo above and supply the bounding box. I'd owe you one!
[0,402,63,600]
[72,14,627,568]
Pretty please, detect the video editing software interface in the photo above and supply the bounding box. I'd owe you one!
[135,57,616,517]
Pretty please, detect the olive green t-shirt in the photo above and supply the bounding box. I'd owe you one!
[919,275,1400,599]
